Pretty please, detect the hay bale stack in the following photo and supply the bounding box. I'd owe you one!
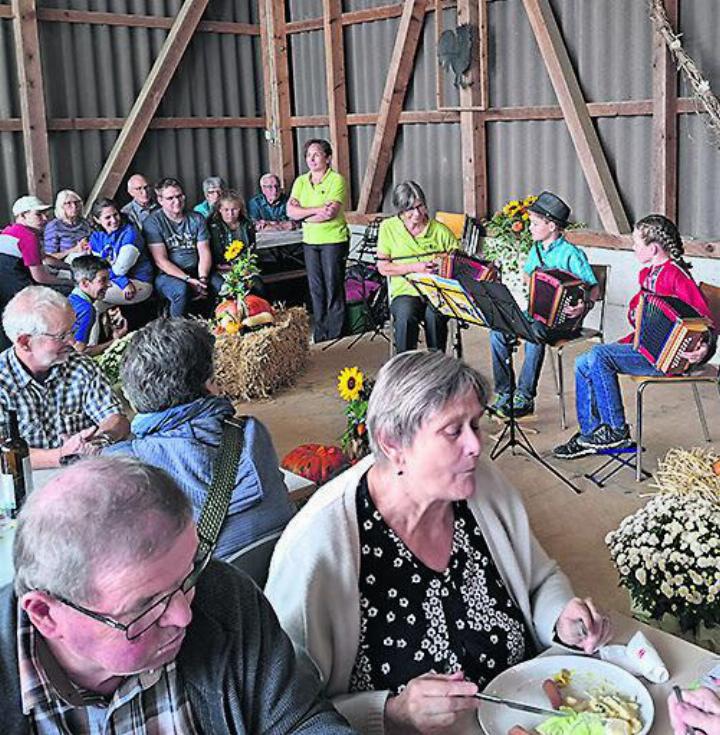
[213,306,310,400]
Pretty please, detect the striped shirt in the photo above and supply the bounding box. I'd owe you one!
[0,348,123,449]
[18,607,199,734]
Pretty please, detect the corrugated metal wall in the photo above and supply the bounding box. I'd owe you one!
[1,0,720,243]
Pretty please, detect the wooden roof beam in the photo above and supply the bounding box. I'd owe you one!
[457,0,488,218]
[522,0,630,234]
[323,0,351,203]
[357,0,428,214]
[259,0,295,189]
[12,0,53,202]
[652,0,678,219]
[85,0,210,206]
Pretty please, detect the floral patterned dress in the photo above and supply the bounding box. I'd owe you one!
[349,473,533,694]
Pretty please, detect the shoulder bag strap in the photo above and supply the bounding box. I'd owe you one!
[197,416,247,558]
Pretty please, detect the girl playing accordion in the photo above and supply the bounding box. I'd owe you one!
[553,214,716,459]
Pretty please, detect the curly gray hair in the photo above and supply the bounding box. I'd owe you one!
[367,350,488,461]
[120,318,215,413]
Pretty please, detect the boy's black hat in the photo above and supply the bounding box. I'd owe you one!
[528,191,570,228]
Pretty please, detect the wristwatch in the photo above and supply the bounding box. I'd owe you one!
[184,274,191,283]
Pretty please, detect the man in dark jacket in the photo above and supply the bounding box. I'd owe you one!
[1,455,354,733]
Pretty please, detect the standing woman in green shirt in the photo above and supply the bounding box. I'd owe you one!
[287,139,350,342]
[377,181,459,353]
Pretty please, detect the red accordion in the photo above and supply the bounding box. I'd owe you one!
[528,268,588,333]
[634,293,709,374]
[437,252,499,283]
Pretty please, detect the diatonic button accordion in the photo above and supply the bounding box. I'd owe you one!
[528,268,588,333]
[436,252,500,283]
[633,293,709,374]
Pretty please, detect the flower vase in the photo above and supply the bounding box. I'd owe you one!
[630,599,720,653]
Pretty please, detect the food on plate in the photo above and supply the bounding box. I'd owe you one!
[543,678,564,709]
[553,669,573,687]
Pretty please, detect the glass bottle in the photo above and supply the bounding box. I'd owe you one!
[0,411,33,518]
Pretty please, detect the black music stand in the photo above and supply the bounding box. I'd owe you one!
[406,272,486,359]
[458,277,582,495]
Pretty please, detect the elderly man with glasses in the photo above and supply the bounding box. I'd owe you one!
[247,173,296,232]
[0,286,129,468]
[0,455,354,733]
[121,173,160,232]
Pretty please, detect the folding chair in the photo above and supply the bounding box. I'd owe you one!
[547,264,610,429]
[461,215,485,256]
[435,211,465,239]
[626,281,720,481]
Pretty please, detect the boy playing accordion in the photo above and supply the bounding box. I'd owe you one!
[489,191,598,419]
[553,214,716,459]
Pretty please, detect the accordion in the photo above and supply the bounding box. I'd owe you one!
[437,252,500,283]
[528,268,588,333]
[634,293,709,374]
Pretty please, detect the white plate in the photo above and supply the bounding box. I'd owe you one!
[477,655,654,734]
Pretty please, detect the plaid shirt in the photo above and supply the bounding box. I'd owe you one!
[18,607,199,734]
[0,348,123,449]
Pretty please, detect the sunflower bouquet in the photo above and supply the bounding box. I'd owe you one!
[482,195,538,271]
[337,366,374,462]
[219,239,260,301]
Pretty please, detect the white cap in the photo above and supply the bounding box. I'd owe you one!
[12,195,51,217]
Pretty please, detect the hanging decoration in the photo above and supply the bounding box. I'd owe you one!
[437,23,475,88]
[649,0,720,144]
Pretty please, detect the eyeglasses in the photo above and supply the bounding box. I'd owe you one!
[36,330,74,343]
[52,550,211,641]
[132,185,152,191]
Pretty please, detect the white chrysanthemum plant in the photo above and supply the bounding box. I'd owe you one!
[605,448,720,652]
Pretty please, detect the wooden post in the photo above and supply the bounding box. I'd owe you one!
[259,0,294,188]
[651,0,678,219]
[11,0,52,202]
[457,0,487,218]
[323,0,351,203]
[522,0,630,234]
[85,0,210,206]
[356,0,428,214]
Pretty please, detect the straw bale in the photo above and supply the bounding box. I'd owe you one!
[213,306,310,401]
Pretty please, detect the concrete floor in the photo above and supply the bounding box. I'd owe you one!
[235,327,720,616]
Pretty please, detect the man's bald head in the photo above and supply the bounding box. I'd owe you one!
[127,174,152,205]
[14,456,193,604]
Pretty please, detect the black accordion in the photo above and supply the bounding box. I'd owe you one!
[437,252,500,283]
[634,293,709,374]
[528,268,588,333]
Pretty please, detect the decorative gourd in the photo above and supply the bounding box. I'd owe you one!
[242,295,275,328]
[281,444,347,485]
[214,299,245,335]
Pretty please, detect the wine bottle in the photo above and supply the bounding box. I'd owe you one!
[0,411,33,518]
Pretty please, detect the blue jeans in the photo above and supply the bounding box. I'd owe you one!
[490,319,549,401]
[155,270,224,318]
[391,295,449,353]
[575,342,662,434]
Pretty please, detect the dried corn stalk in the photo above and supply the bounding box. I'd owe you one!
[651,446,720,503]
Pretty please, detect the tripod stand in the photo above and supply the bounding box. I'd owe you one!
[458,277,581,495]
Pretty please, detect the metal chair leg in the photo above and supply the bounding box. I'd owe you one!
[692,383,711,442]
[557,347,567,430]
[635,383,646,482]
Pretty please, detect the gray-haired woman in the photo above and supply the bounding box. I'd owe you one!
[194,176,227,219]
[104,318,295,560]
[377,181,459,353]
[266,350,611,734]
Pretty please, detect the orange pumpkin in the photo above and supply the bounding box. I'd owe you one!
[713,458,720,476]
[281,444,348,484]
[215,298,245,334]
[244,295,274,317]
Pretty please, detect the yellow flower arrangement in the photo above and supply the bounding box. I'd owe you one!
[224,321,241,335]
[337,366,364,402]
[224,239,245,261]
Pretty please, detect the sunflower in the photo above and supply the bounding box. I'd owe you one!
[224,239,245,261]
[502,200,521,217]
[337,366,364,402]
[523,194,538,208]
[224,321,240,335]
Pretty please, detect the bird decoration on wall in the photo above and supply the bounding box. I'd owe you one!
[437,23,475,88]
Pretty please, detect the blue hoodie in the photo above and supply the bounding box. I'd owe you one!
[104,396,295,559]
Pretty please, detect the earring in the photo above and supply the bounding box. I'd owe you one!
[396,468,404,476]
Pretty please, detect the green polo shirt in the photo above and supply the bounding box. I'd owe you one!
[377,215,459,299]
[290,169,349,245]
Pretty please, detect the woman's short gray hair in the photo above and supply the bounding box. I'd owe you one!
[54,189,83,220]
[391,180,427,213]
[2,286,71,342]
[14,456,193,603]
[202,176,226,194]
[367,350,488,460]
[120,318,215,413]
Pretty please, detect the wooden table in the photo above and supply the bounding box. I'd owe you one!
[255,230,306,284]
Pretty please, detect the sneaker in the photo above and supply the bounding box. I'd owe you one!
[488,395,511,417]
[577,424,632,450]
[553,433,597,460]
[512,394,535,418]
